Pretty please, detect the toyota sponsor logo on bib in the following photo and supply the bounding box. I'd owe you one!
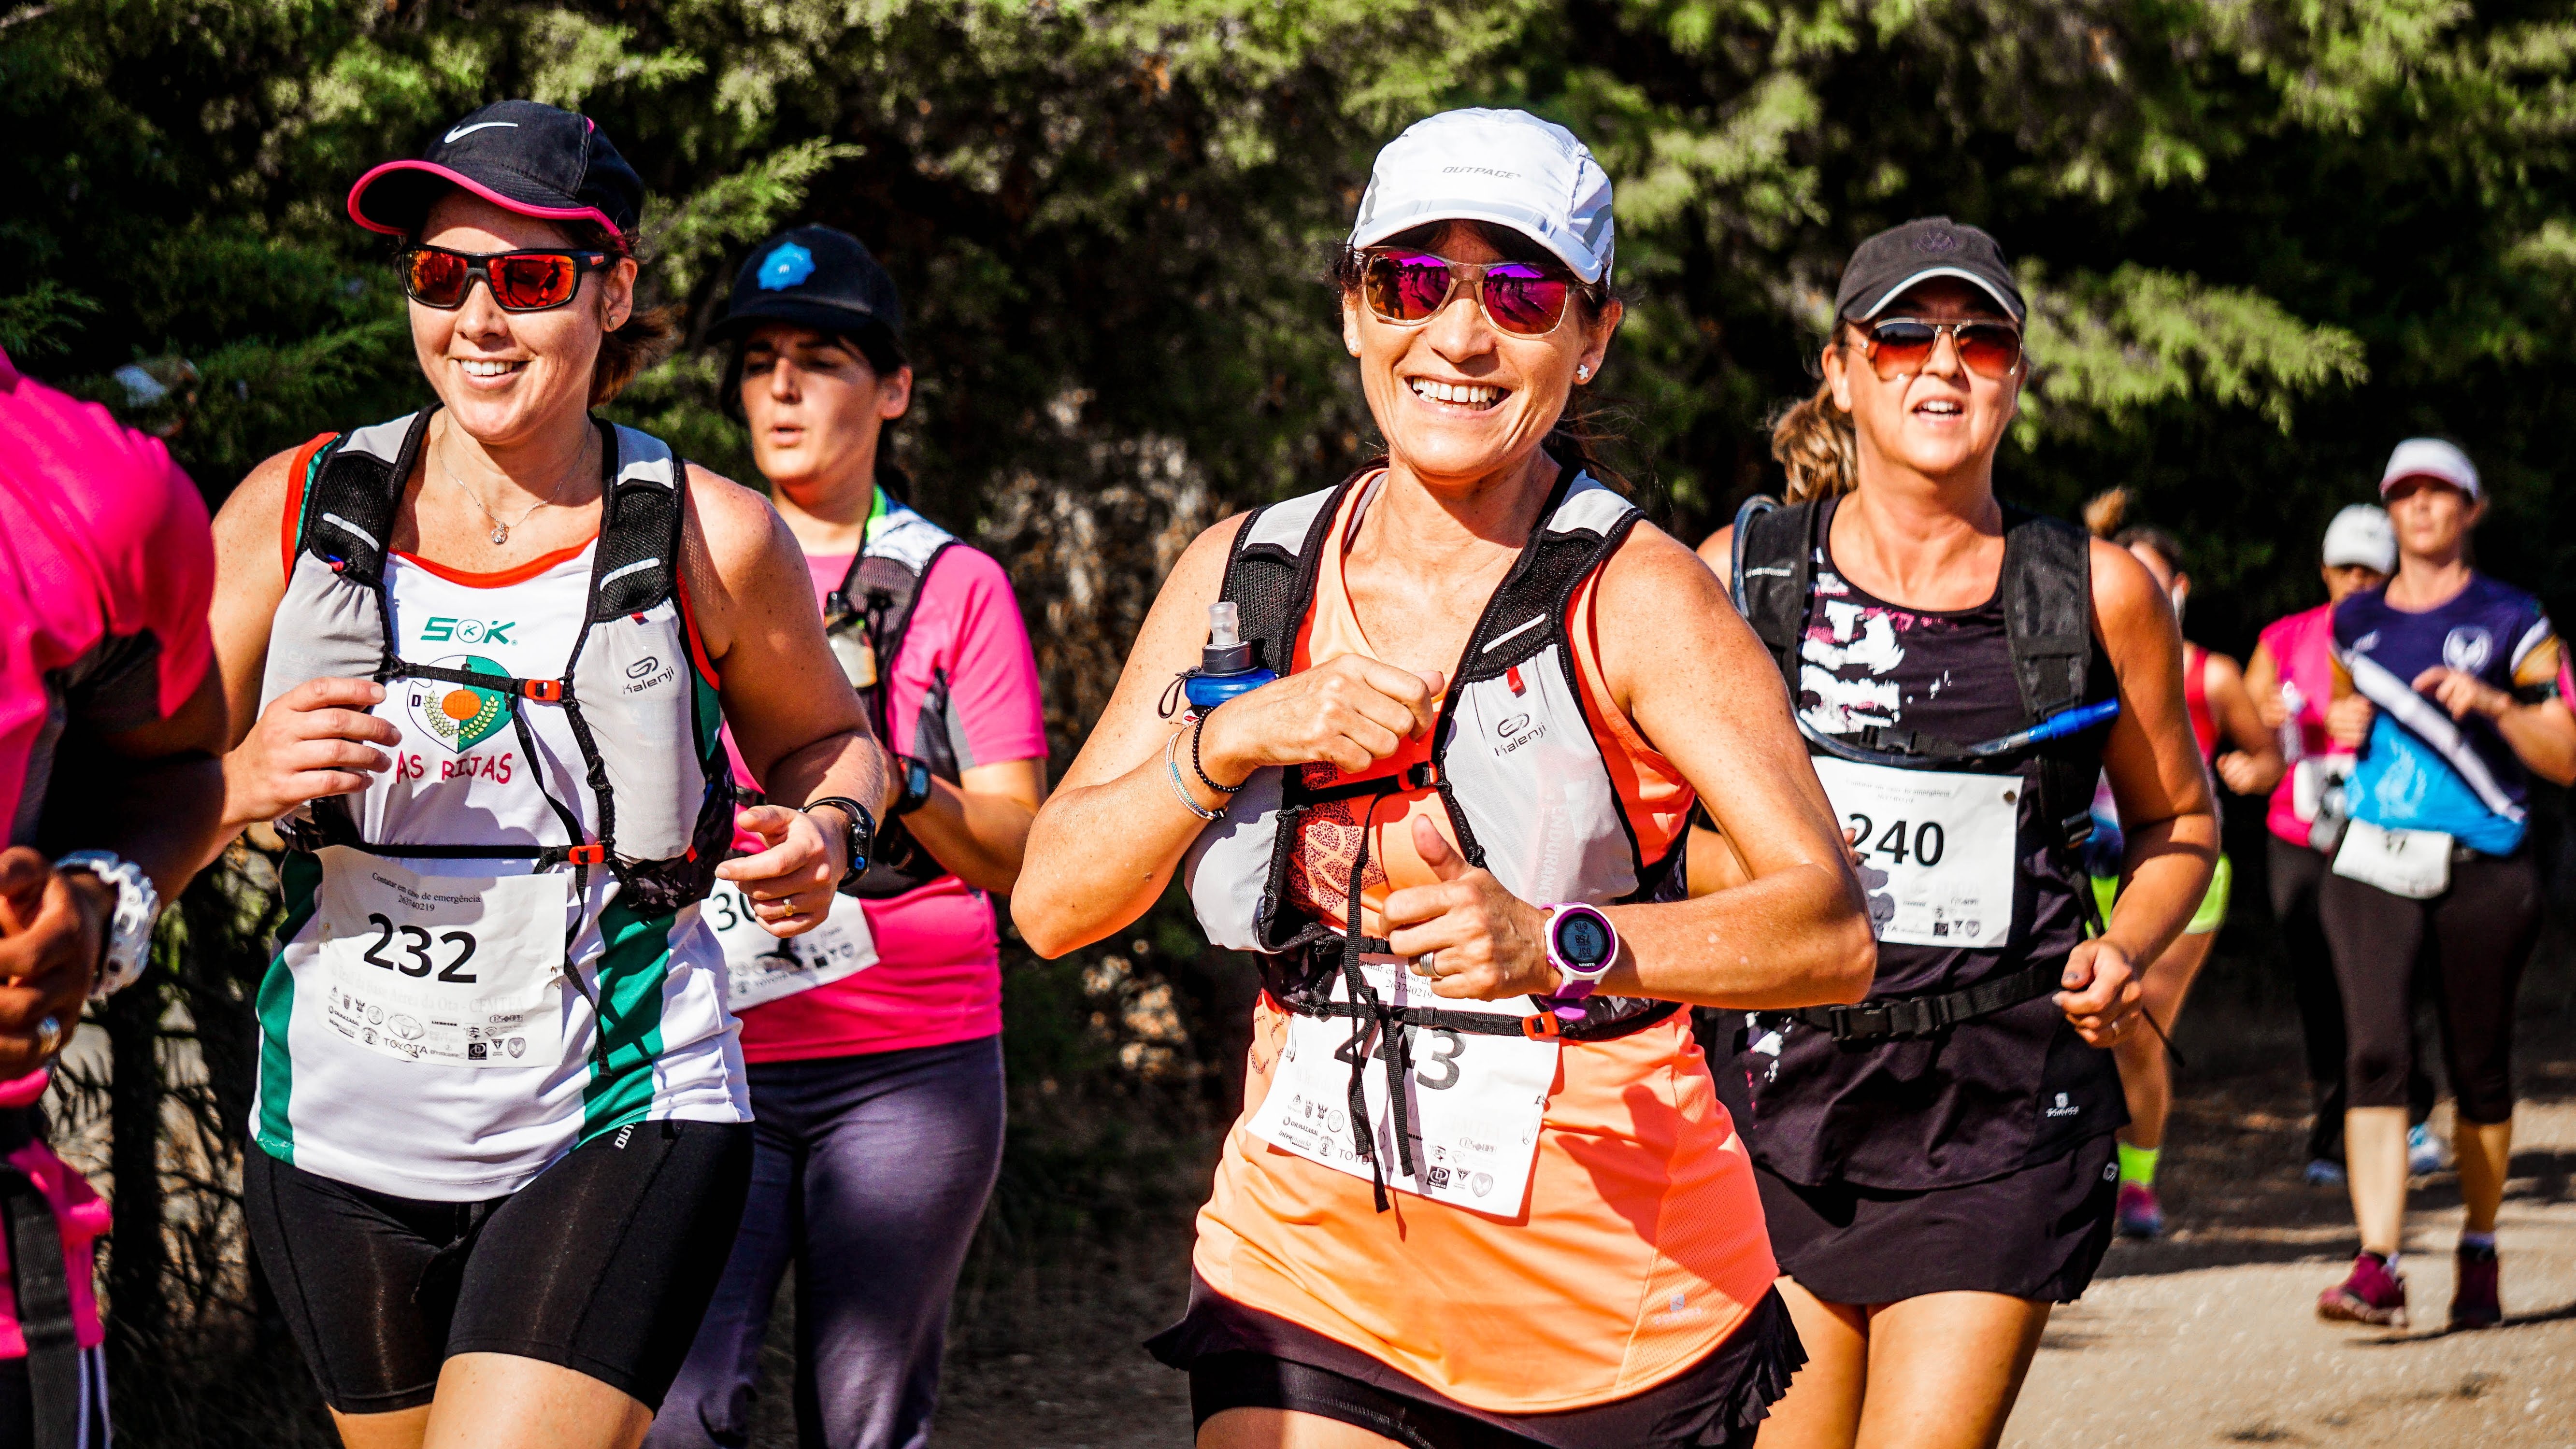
[2443,626,2493,674]
[405,654,513,753]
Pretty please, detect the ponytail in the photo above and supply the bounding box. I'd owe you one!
[1769,379,1857,503]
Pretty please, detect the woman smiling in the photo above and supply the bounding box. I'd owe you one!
[1014,108,1875,1449]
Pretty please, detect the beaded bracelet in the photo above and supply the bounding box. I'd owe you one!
[1166,728,1224,821]
[1188,710,1247,796]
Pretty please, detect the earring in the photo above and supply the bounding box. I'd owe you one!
[1575,364,1591,382]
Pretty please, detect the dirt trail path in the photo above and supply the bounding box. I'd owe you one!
[2008,1061,2576,1449]
[927,1060,2576,1449]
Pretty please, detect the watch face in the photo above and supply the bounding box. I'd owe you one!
[1556,911,1612,966]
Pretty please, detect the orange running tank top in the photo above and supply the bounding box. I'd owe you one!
[1189,480,1778,1413]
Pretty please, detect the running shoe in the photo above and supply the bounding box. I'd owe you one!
[2408,1123,2448,1176]
[2115,1180,2165,1239]
[2304,1158,2347,1188]
[2317,1252,2408,1327]
[2449,1244,2501,1331]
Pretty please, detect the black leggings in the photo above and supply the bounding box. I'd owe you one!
[2318,849,2542,1125]
[2268,838,2434,1158]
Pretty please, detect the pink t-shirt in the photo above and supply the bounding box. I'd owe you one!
[728,535,1045,1061]
[0,348,215,843]
[2258,603,2338,847]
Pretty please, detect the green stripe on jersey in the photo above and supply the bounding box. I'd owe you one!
[255,851,324,1162]
[579,896,674,1139]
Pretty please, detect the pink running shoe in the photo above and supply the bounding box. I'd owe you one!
[2449,1245,2501,1331]
[2115,1181,2165,1239]
[2318,1252,2408,1327]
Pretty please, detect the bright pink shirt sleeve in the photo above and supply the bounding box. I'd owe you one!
[737,538,1046,1062]
[0,348,216,840]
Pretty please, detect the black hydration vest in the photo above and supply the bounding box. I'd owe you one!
[1733,495,2113,1041]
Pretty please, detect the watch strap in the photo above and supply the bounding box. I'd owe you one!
[56,852,158,1000]
[803,796,877,888]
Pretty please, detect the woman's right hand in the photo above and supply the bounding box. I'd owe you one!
[2253,691,2290,731]
[2326,693,2375,751]
[225,678,403,826]
[1196,654,1445,782]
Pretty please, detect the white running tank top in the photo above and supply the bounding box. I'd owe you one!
[251,541,747,1201]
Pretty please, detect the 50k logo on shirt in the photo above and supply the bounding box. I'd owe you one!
[418,615,517,646]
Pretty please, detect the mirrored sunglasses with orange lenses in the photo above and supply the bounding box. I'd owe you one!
[1860,318,2025,381]
[400,245,614,312]
[1361,251,1577,338]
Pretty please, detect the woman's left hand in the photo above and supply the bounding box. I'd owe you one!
[1383,816,1561,1001]
[2055,936,2142,1047]
[2413,666,2511,722]
[716,803,844,936]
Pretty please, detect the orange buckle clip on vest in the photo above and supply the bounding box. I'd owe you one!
[1520,1011,1562,1041]
[564,843,606,865]
[519,678,564,702]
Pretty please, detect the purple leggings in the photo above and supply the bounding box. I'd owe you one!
[646,1035,1005,1449]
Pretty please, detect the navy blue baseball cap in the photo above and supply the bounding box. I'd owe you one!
[1833,216,2025,323]
[348,99,645,241]
[711,226,903,346]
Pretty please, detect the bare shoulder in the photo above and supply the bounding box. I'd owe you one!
[2088,535,2170,639]
[212,443,303,539]
[1157,510,1254,610]
[681,461,791,576]
[1600,519,1727,614]
[2202,649,2246,687]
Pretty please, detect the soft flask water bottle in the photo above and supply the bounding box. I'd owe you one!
[1183,602,1277,710]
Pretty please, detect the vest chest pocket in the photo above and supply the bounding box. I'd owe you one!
[314,847,570,1067]
[1811,757,2022,949]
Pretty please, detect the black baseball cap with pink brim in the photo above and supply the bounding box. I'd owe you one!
[346,99,645,242]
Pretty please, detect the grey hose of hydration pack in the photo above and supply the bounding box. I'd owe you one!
[1728,495,2120,768]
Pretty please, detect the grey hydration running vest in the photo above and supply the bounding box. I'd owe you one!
[260,408,734,930]
[818,501,962,898]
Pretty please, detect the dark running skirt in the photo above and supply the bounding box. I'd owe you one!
[1148,1273,1804,1449]
[1758,1132,2119,1306]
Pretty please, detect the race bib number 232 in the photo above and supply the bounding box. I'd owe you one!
[314,847,569,1067]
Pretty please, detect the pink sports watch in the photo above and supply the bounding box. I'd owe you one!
[1540,903,1619,1020]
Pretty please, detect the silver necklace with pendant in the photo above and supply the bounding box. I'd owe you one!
[439,433,586,546]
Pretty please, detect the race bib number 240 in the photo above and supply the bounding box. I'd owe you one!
[1811,757,2020,949]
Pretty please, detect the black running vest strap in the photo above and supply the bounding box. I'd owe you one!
[1735,496,2104,857]
[821,506,960,898]
[1193,461,1684,1045]
[270,407,735,921]
[0,1109,77,1449]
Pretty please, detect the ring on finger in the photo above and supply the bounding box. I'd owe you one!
[33,1016,60,1058]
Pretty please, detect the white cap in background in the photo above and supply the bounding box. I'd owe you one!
[2379,437,2480,500]
[2320,504,2396,573]
[1347,109,1615,284]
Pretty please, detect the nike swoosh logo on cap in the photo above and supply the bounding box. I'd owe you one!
[443,121,519,143]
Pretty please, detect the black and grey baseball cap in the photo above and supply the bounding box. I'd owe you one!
[1832,216,2025,323]
[347,99,645,241]
[710,226,903,346]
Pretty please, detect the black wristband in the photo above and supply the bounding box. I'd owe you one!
[1190,713,1246,795]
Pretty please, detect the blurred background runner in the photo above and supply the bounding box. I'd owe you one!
[0,343,232,1447]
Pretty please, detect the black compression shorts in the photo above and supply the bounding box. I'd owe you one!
[243,1119,751,1415]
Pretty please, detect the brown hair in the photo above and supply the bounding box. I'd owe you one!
[1768,362,1858,503]
[565,222,676,406]
[1332,221,1630,491]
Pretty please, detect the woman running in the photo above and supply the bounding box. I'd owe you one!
[649,227,1045,1449]
[2075,491,2283,1238]
[1699,217,2212,1448]
[2243,505,2412,1184]
[1016,108,1875,1449]
[205,103,889,1449]
[2312,438,2576,1332]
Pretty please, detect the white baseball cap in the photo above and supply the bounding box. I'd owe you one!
[1347,109,1615,284]
[2320,504,2396,572]
[2379,437,2480,500]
